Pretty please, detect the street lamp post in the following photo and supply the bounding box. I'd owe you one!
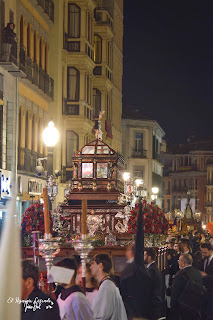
[42,120,59,209]
[39,120,60,293]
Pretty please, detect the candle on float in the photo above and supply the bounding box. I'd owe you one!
[43,187,50,234]
[81,199,87,235]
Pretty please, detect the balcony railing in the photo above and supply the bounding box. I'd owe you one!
[49,77,54,100]
[63,99,79,115]
[19,44,26,72]
[32,61,39,86]
[153,152,163,164]
[39,67,45,91]
[26,55,33,82]
[0,36,18,65]
[132,149,147,158]
[44,72,49,95]
[63,33,80,52]
[95,8,113,29]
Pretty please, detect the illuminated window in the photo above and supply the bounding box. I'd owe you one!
[94,35,102,63]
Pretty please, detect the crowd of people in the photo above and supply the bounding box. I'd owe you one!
[20,231,213,320]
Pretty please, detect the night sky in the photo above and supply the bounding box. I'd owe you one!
[123,0,213,144]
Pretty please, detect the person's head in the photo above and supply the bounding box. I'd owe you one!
[22,260,39,299]
[167,249,177,260]
[178,254,193,270]
[90,254,112,281]
[125,243,135,260]
[168,241,175,249]
[144,248,156,264]
[179,238,190,253]
[56,258,78,286]
[201,242,213,259]
[76,263,97,288]
[194,231,199,238]
[174,242,180,252]
[71,254,81,267]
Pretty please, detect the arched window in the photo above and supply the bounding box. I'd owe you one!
[68,4,80,38]
[94,35,102,63]
[93,88,101,117]
[66,130,79,167]
[67,67,80,101]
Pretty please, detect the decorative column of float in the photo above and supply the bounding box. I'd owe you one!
[39,188,60,291]
[72,199,93,293]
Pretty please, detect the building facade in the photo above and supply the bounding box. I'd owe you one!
[122,108,165,205]
[49,0,124,203]
[162,138,213,224]
[0,0,55,222]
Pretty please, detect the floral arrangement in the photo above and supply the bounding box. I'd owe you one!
[128,200,169,235]
[21,201,52,238]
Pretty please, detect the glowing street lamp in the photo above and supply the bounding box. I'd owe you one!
[43,120,59,148]
[123,172,130,182]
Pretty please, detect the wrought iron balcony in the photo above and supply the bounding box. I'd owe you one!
[39,67,45,91]
[63,99,79,115]
[49,77,54,100]
[19,44,26,73]
[32,61,39,86]
[63,33,80,52]
[95,7,113,30]
[26,55,33,82]
[132,149,147,158]
[153,152,163,164]
[0,36,18,66]
[44,72,49,95]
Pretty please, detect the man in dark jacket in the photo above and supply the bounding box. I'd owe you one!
[120,203,154,320]
[21,260,60,320]
[200,242,213,320]
[144,247,165,320]
[170,254,203,320]
[179,238,199,269]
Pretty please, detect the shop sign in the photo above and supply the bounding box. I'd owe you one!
[0,170,12,198]
[28,179,43,195]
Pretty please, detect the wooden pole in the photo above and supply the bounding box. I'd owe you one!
[43,187,50,234]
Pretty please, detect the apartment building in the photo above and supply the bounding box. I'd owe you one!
[162,137,213,224]
[49,0,123,202]
[122,107,165,205]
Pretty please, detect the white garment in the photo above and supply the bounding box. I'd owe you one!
[86,289,98,306]
[92,279,127,320]
[57,291,94,320]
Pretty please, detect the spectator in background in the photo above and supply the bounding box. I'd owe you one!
[174,242,180,254]
[179,238,199,269]
[200,242,213,320]
[144,248,165,320]
[120,243,135,280]
[191,231,201,254]
[170,254,203,320]
[168,241,175,249]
